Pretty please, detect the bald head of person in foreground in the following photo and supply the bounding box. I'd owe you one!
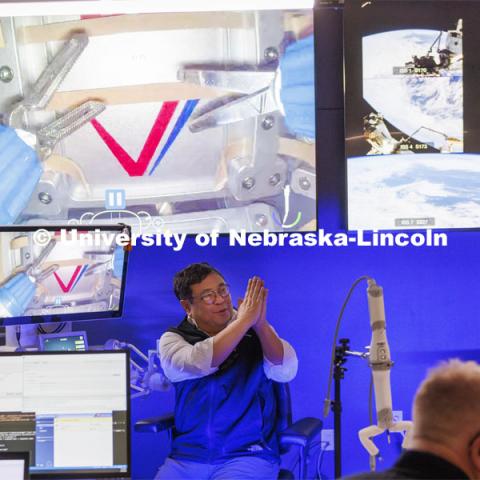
[408,359,480,479]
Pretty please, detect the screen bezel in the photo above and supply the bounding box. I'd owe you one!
[0,350,131,479]
[0,224,130,327]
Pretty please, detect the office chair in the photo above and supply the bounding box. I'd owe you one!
[135,382,323,479]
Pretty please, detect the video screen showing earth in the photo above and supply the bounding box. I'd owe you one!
[345,0,480,230]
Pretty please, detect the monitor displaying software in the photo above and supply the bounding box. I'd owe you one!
[0,351,130,478]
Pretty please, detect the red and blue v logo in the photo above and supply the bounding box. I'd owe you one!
[90,99,199,177]
[53,265,89,293]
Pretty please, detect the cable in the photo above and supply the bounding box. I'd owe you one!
[368,372,374,427]
[323,276,372,418]
[15,325,21,347]
[37,322,66,335]
[316,440,330,479]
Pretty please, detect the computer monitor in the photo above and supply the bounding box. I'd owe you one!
[0,351,130,478]
[39,331,88,351]
[0,452,29,480]
[0,225,129,327]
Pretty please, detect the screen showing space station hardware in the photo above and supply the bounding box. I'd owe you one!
[0,351,130,478]
[345,0,480,230]
[0,225,129,327]
[0,0,316,235]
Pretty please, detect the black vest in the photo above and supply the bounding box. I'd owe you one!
[168,317,280,464]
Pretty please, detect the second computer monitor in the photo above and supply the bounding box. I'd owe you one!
[0,351,130,478]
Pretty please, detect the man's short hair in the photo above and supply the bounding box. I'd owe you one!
[413,359,480,444]
[173,263,224,300]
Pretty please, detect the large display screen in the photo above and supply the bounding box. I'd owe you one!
[345,0,480,230]
[0,351,130,478]
[0,225,129,326]
[0,0,316,234]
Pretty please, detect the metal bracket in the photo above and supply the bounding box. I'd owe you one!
[227,149,287,202]
[226,11,286,202]
[291,167,316,200]
[25,169,72,217]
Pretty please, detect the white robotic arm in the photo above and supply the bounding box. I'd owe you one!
[104,339,171,399]
[358,279,413,469]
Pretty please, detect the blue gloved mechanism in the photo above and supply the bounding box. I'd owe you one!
[0,238,57,317]
[0,33,104,224]
[0,125,42,224]
[181,34,316,141]
[0,273,37,318]
[279,34,315,140]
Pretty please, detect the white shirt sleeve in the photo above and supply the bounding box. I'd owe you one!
[263,338,298,383]
[159,331,218,383]
[159,328,298,384]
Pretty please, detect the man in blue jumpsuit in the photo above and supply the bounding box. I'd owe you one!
[156,263,298,480]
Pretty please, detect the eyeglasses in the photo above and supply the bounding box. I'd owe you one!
[192,284,230,305]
